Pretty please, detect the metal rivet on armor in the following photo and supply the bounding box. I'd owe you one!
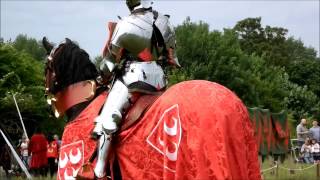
[143,71,147,79]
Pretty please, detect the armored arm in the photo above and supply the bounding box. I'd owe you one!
[99,56,116,83]
[153,12,181,67]
[99,22,123,83]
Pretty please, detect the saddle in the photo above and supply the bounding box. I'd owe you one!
[121,92,163,131]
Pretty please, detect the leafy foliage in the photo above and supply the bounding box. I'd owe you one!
[0,41,64,137]
[233,17,289,67]
[286,52,320,96]
[12,34,47,61]
[0,16,318,137]
[233,17,320,97]
[169,17,319,121]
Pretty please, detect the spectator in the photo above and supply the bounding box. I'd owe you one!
[310,120,320,143]
[47,135,58,177]
[297,118,310,146]
[311,139,320,164]
[0,144,11,177]
[28,129,48,177]
[53,134,61,149]
[300,138,314,164]
[19,135,29,169]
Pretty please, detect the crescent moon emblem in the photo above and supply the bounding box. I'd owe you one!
[164,117,178,136]
[59,152,68,169]
[72,167,80,177]
[64,168,76,180]
[159,137,165,146]
[165,142,178,161]
[69,148,82,165]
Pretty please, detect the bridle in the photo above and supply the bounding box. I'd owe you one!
[45,42,65,97]
[44,41,97,118]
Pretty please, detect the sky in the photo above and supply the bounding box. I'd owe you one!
[1,0,319,58]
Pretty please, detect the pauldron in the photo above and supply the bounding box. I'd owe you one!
[99,9,180,83]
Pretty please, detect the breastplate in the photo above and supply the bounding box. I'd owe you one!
[111,11,154,59]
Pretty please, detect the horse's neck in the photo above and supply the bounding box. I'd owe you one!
[64,84,107,122]
[65,101,91,122]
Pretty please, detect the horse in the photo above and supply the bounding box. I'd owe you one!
[42,38,261,180]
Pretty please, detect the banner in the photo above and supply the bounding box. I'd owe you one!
[248,108,290,156]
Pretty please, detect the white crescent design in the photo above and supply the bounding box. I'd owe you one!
[64,168,75,180]
[158,137,178,161]
[72,167,80,177]
[164,117,178,136]
[165,142,178,161]
[59,152,68,169]
[146,104,182,172]
[159,137,165,146]
[69,148,82,165]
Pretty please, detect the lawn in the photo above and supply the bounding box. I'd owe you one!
[261,156,319,180]
[5,156,320,180]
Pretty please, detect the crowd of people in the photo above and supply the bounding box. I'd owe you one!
[0,129,61,178]
[296,119,320,164]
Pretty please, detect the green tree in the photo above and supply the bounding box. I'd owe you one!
[285,37,318,62]
[13,34,46,61]
[285,37,320,96]
[287,59,320,96]
[172,18,286,111]
[0,43,64,136]
[233,17,290,67]
[171,17,319,121]
[233,17,266,56]
[232,17,319,119]
[283,80,320,120]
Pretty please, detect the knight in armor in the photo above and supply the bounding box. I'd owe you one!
[91,0,180,178]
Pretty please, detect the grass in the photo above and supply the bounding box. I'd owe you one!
[261,156,320,180]
[5,156,319,180]
[13,176,56,180]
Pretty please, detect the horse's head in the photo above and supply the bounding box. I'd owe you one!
[42,37,99,118]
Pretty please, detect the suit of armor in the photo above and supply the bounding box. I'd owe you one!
[92,2,179,178]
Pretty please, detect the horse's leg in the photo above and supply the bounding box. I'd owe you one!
[94,132,112,178]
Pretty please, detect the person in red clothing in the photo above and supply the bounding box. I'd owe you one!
[53,134,61,150]
[47,134,59,177]
[28,128,48,177]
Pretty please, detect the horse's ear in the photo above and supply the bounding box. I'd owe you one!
[42,37,53,55]
[65,38,72,44]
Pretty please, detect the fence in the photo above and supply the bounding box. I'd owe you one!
[261,161,320,178]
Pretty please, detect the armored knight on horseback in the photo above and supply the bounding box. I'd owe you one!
[41,1,261,178]
[92,0,180,178]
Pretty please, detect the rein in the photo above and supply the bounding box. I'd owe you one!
[45,43,65,95]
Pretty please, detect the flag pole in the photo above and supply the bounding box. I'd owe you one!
[0,129,32,179]
[12,93,28,140]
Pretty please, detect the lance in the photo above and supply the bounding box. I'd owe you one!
[0,129,32,179]
[12,93,29,140]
